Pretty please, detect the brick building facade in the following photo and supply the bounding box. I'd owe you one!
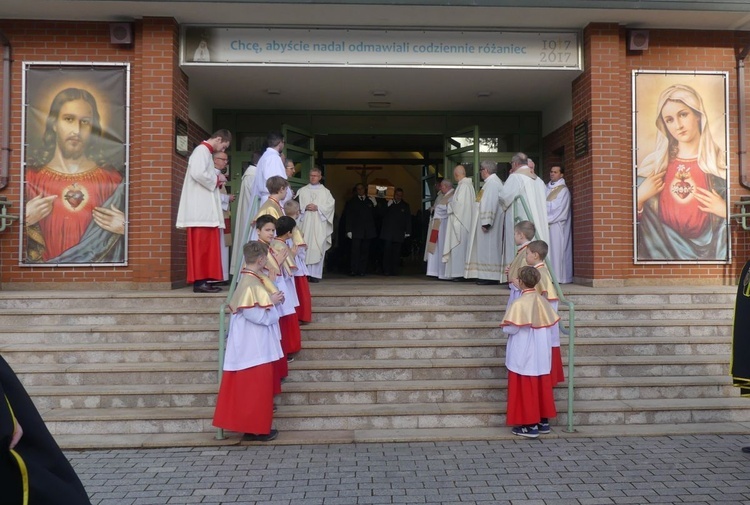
[0,14,748,288]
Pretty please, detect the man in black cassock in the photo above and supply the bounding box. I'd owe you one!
[379,188,412,276]
[1,355,91,504]
[731,260,750,453]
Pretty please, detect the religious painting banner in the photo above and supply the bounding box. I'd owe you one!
[21,63,130,266]
[632,71,730,264]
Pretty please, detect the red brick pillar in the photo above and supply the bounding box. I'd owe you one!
[132,18,189,287]
[570,23,630,286]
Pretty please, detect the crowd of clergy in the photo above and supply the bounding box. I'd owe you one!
[425,152,572,286]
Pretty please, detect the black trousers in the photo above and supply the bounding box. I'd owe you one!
[350,238,371,275]
[382,240,403,275]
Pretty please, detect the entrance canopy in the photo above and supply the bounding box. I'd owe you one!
[6,1,750,134]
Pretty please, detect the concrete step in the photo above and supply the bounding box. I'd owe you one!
[279,375,734,405]
[0,308,228,326]
[295,335,730,361]
[1,342,218,364]
[27,384,219,410]
[573,319,731,338]
[311,303,732,323]
[286,355,729,382]
[11,362,218,386]
[0,325,217,344]
[50,420,750,449]
[0,290,227,310]
[10,352,730,387]
[24,374,734,411]
[311,305,499,323]
[39,396,750,436]
[302,319,730,341]
[567,304,733,321]
[296,339,502,360]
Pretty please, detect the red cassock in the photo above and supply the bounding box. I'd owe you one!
[213,363,275,435]
[505,372,557,426]
[294,275,312,323]
[550,347,565,387]
[279,314,301,355]
[186,228,224,283]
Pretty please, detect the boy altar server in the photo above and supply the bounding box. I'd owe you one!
[501,266,559,439]
[213,241,284,442]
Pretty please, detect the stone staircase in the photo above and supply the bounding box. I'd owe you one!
[0,279,744,449]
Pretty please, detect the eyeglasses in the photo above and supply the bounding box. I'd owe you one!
[216,158,229,162]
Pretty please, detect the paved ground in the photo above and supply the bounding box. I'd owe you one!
[69,434,750,505]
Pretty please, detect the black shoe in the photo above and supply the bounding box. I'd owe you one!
[476,279,499,285]
[242,429,278,442]
[307,276,320,283]
[208,280,230,286]
[743,446,750,453]
[194,283,221,293]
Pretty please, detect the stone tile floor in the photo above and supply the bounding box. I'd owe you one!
[69,434,750,504]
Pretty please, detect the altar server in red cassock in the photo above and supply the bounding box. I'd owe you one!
[284,199,313,324]
[212,240,284,442]
[501,266,559,439]
[176,130,232,293]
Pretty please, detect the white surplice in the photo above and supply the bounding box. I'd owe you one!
[424,190,452,279]
[443,177,475,279]
[546,178,573,283]
[464,173,505,281]
[230,163,258,275]
[297,183,335,279]
[498,166,549,272]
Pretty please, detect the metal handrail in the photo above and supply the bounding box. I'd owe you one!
[731,199,750,231]
[515,195,576,433]
[215,194,260,440]
[0,197,18,233]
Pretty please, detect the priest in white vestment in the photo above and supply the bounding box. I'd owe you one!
[424,179,453,279]
[546,165,573,283]
[443,165,475,280]
[230,152,260,275]
[250,132,289,207]
[499,152,550,275]
[464,160,505,284]
[297,168,336,281]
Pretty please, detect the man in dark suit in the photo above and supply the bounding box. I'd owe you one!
[380,188,412,276]
[344,183,377,276]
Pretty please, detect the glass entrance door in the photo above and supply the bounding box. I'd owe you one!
[282,124,315,191]
[445,125,480,192]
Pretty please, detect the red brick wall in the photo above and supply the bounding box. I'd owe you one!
[0,18,189,288]
[544,23,750,285]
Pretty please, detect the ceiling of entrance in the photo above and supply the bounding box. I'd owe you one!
[188,65,578,113]
[6,1,750,118]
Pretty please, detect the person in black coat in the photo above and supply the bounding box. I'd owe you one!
[0,355,92,505]
[344,183,377,276]
[380,188,412,276]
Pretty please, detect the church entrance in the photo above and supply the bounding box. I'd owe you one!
[314,133,443,277]
[222,110,543,278]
